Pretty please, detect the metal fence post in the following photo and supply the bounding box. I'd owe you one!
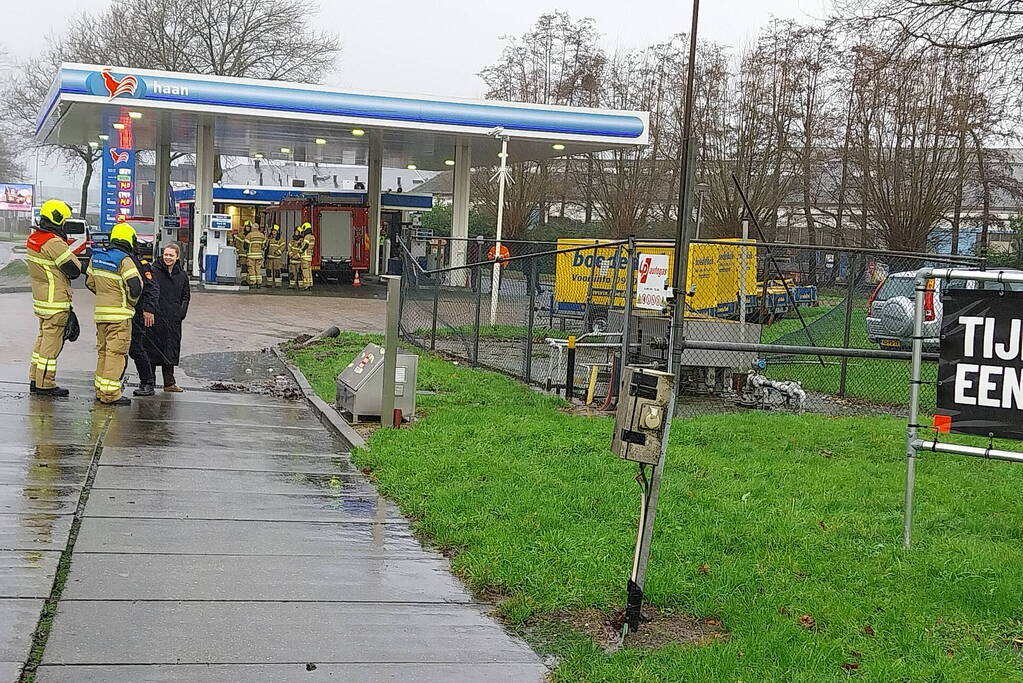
[382,275,401,428]
[565,335,576,401]
[903,270,929,549]
[524,248,537,383]
[619,235,637,399]
[430,279,440,351]
[838,254,858,397]
[473,237,483,366]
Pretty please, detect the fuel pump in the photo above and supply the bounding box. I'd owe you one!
[201,213,232,283]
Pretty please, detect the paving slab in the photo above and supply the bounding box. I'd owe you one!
[101,444,345,459]
[101,422,344,454]
[0,514,74,552]
[85,490,402,522]
[0,550,61,598]
[0,461,91,490]
[36,662,547,682]
[0,661,22,682]
[98,448,353,474]
[0,444,96,465]
[112,399,324,429]
[74,517,424,556]
[63,554,472,603]
[42,602,540,665]
[91,466,373,495]
[0,598,41,663]
[0,486,81,516]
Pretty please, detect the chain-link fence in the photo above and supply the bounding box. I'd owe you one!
[398,235,984,417]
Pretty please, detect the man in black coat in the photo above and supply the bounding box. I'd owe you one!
[129,242,161,396]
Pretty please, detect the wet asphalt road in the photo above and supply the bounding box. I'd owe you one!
[0,288,546,682]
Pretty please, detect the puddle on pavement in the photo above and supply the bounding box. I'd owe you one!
[181,350,303,399]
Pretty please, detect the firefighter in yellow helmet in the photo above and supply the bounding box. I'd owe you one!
[245,220,266,287]
[235,221,251,283]
[265,224,285,287]
[26,199,82,396]
[86,222,144,405]
[298,221,315,290]
[287,227,302,288]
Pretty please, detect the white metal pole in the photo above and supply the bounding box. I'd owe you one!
[903,269,930,549]
[489,137,508,327]
[381,275,401,428]
[740,219,749,328]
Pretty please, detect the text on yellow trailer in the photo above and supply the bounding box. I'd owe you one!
[554,239,758,318]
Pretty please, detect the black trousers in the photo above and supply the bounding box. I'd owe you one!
[131,357,176,387]
[129,324,155,386]
[133,355,156,386]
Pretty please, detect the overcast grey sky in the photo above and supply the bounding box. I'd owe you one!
[6,0,830,191]
[7,0,830,97]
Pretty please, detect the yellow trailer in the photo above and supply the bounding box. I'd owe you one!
[553,238,757,319]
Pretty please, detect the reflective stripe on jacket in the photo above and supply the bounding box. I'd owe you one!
[26,233,76,317]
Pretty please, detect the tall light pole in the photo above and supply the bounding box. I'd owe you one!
[622,0,700,637]
[489,132,510,327]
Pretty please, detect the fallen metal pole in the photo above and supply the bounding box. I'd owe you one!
[731,173,825,367]
[682,339,938,362]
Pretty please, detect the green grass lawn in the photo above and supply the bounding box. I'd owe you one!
[0,259,29,277]
[289,335,1023,681]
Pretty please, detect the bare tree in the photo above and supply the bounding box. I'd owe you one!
[849,47,969,251]
[579,42,685,238]
[0,136,25,181]
[1,0,340,214]
[836,0,1023,54]
[696,25,802,239]
[470,164,546,240]
[478,11,605,225]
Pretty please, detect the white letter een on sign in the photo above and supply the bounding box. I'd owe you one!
[954,363,978,406]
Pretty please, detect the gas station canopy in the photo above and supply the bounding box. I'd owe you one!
[36,64,649,169]
[35,63,650,276]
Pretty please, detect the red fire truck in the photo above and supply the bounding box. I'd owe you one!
[263,197,370,284]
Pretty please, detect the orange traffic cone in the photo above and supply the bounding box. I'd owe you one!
[352,270,362,287]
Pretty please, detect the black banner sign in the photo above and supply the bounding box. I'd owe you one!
[937,289,1023,439]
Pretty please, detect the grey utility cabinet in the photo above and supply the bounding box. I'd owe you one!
[335,343,418,423]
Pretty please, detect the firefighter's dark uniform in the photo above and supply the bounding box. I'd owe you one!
[87,224,143,405]
[246,225,266,287]
[26,200,81,395]
[299,223,315,290]
[266,226,285,287]
[128,248,161,395]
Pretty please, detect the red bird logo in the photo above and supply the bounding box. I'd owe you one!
[101,69,138,98]
[109,149,130,164]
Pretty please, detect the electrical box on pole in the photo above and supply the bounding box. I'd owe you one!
[612,367,675,466]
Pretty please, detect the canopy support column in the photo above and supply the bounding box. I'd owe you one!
[450,140,471,286]
[192,117,214,277]
[368,130,383,276]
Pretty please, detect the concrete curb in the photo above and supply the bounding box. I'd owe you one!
[271,344,367,449]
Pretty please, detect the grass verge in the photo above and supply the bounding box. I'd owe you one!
[1,259,29,277]
[290,334,1023,681]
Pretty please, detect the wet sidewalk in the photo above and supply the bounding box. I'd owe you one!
[0,372,545,682]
